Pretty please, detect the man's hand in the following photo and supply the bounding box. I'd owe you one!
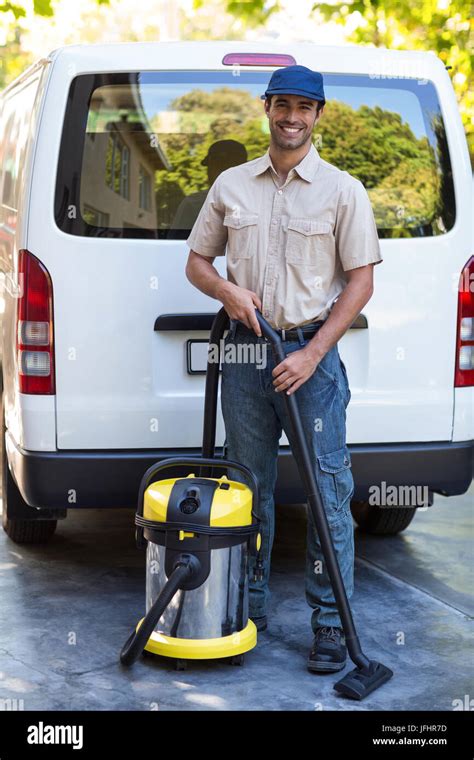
[272,345,321,395]
[185,251,263,337]
[217,280,262,337]
[272,263,376,395]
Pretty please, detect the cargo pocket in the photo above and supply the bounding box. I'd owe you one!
[285,219,332,266]
[223,213,259,259]
[316,445,353,525]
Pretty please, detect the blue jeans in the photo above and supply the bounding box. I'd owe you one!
[220,322,354,633]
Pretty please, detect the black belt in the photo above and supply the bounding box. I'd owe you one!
[233,320,326,342]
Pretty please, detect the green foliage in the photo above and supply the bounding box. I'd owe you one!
[0,3,26,19]
[0,0,108,13]
[154,87,266,196]
[193,0,281,26]
[319,100,433,187]
[33,0,54,16]
[0,0,110,89]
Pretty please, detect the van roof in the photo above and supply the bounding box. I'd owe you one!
[1,39,447,96]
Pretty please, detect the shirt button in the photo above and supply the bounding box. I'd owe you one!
[278,190,283,195]
[271,219,277,224]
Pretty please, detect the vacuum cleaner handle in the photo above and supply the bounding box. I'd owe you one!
[120,556,195,666]
[244,309,364,643]
[253,310,286,362]
[234,308,393,697]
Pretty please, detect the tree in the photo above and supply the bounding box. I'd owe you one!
[0,0,109,18]
[0,0,110,87]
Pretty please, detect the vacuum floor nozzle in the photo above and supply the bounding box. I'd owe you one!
[334,661,394,700]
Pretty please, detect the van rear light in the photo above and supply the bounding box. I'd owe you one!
[19,351,51,376]
[18,321,50,345]
[460,317,474,342]
[16,250,55,394]
[222,53,296,66]
[454,255,474,387]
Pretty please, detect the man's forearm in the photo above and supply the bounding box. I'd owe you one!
[186,254,230,302]
[305,278,373,362]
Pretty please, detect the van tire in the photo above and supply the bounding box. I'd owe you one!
[1,511,57,544]
[1,395,57,544]
[351,501,417,535]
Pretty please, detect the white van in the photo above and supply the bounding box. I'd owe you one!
[0,41,472,543]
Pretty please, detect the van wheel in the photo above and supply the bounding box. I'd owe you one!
[1,511,57,544]
[1,396,57,544]
[351,501,417,535]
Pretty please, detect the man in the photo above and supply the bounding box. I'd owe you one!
[185,65,382,673]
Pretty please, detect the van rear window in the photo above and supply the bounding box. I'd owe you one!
[54,70,455,239]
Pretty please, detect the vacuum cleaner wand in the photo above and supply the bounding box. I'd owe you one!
[120,557,196,666]
[251,308,393,700]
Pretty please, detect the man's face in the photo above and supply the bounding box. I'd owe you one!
[265,93,323,151]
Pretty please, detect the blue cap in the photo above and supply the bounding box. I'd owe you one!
[261,65,325,105]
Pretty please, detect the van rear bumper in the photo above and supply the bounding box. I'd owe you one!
[6,432,474,510]
[279,440,474,503]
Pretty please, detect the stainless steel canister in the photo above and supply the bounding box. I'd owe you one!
[146,541,249,639]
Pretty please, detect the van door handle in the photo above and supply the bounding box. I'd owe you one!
[154,312,368,331]
[350,313,368,329]
[154,313,217,331]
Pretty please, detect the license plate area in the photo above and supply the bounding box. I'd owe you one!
[186,339,223,375]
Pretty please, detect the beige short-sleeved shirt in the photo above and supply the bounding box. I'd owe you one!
[186,143,382,329]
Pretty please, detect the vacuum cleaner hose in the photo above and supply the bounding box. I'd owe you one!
[120,559,193,666]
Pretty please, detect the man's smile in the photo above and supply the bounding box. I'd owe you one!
[278,124,305,136]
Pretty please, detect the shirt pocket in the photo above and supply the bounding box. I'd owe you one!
[285,218,333,266]
[223,213,259,259]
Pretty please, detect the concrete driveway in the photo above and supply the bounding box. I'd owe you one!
[0,484,472,711]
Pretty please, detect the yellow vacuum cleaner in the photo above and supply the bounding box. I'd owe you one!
[120,309,262,669]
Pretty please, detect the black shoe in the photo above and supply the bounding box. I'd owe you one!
[250,615,267,632]
[307,626,347,673]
